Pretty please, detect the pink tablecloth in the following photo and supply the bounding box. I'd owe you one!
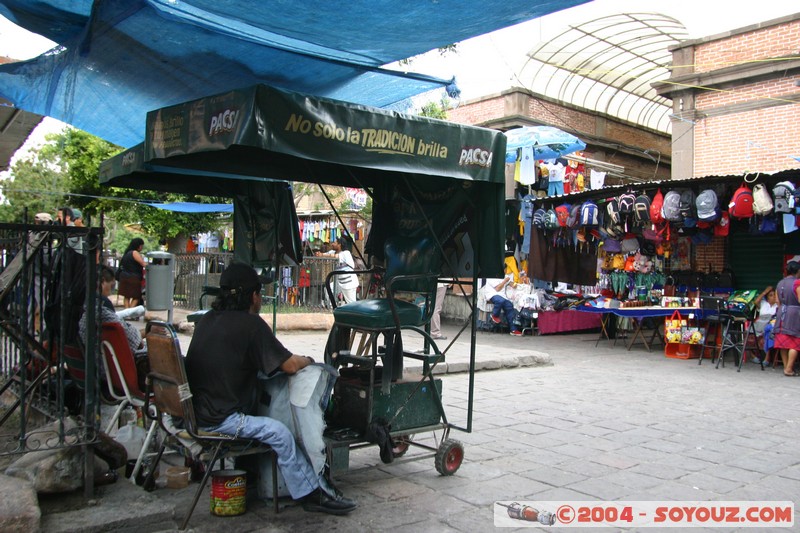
[537,309,602,335]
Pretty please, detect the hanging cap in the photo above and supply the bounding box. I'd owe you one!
[35,212,53,223]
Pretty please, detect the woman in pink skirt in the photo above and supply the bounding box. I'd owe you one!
[772,261,800,376]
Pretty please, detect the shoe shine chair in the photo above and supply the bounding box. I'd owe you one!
[324,235,444,394]
[142,321,278,531]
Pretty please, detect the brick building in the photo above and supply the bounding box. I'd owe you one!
[651,13,800,285]
[654,12,800,179]
[445,13,800,288]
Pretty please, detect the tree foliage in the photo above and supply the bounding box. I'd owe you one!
[1,127,227,240]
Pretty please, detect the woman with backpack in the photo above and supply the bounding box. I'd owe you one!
[772,261,800,376]
[118,238,147,310]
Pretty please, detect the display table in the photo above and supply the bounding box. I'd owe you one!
[576,306,706,352]
[536,309,603,335]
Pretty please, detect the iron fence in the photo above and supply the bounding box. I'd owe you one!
[0,221,101,466]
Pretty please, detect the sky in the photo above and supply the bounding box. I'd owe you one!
[0,0,797,169]
[399,0,800,102]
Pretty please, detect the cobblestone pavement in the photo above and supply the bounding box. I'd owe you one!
[41,321,800,532]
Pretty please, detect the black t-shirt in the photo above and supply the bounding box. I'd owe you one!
[120,250,143,278]
[185,309,292,427]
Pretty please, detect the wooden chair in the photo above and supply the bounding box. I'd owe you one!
[142,320,278,531]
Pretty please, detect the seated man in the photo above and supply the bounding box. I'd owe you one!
[78,266,144,355]
[184,262,357,516]
[483,275,522,336]
[753,286,778,363]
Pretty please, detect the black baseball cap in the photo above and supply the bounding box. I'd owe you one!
[219,262,267,294]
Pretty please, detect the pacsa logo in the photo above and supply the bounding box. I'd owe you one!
[122,151,136,167]
[459,147,493,168]
[209,109,239,136]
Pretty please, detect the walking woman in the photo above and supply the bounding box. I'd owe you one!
[772,261,800,376]
[119,238,147,309]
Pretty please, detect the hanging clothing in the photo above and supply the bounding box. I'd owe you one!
[590,169,606,190]
[519,146,536,185]
[520,194,535,254]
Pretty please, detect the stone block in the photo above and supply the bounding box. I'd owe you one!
[0,473,40,532]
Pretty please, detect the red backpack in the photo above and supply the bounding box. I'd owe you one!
[650,189,664,224]
[555,204,571,227]
[728,184,754,219]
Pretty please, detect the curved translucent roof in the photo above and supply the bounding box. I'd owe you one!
[517,13,688,133]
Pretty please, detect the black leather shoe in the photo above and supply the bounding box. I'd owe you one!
[301,487,358,516]
[302,475,357,515]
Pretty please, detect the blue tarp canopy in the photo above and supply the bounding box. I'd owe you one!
[0,0,588,148]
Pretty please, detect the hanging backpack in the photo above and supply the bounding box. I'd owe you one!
[650,189,664,224]
[580,200,599,226]
[760,214,778,234]
[729,184,754,219]
[555,204,571,227]
[661,190,682,222]
[752,183,773,215]
[696,189,721,222]
[532,208,546,228]
[606,199,621,225]
[544,208,559,230]
[567,203,582,228]
[772,181,795,213]
[617,192,636,215]
[714,211,731,236]
[633,194,651,224]
[679,189,697,220]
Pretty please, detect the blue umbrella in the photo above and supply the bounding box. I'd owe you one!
[504,126,586,163]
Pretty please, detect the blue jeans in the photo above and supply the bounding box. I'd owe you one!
[205,412,319,500]
[490,295,517,331]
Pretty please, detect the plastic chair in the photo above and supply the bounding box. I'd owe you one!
[324,236,443,393]
[142,321,278,531]
[100,322,148,433]
[100,322,160,481]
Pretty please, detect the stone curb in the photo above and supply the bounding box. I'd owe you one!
[405,352,553,376]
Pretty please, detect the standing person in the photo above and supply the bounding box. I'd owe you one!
[71,208,85,227]
[56,206,74,226]
[119,238,147,310]
[483,274,522,336]
[430,282,449,340]
[329,235,359,304]
[184,262,357,515]
[772,261,800,376]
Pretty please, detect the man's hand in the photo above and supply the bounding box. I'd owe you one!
[280,354,315,374]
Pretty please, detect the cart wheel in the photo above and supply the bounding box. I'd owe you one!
[435,439,464,476]
[392,435,412,458]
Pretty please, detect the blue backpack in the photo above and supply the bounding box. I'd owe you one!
[580,200,599,226]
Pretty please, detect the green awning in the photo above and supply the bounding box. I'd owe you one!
[100,84,507,278]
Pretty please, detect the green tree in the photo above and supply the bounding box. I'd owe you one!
[417,96,452,119]
[0,151,69,221]
[1,127,227,241]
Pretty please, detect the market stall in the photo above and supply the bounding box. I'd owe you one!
[101,83,508,474]
[522,170,800,362]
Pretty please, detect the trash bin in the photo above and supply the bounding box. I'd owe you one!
[146,251,174,322]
